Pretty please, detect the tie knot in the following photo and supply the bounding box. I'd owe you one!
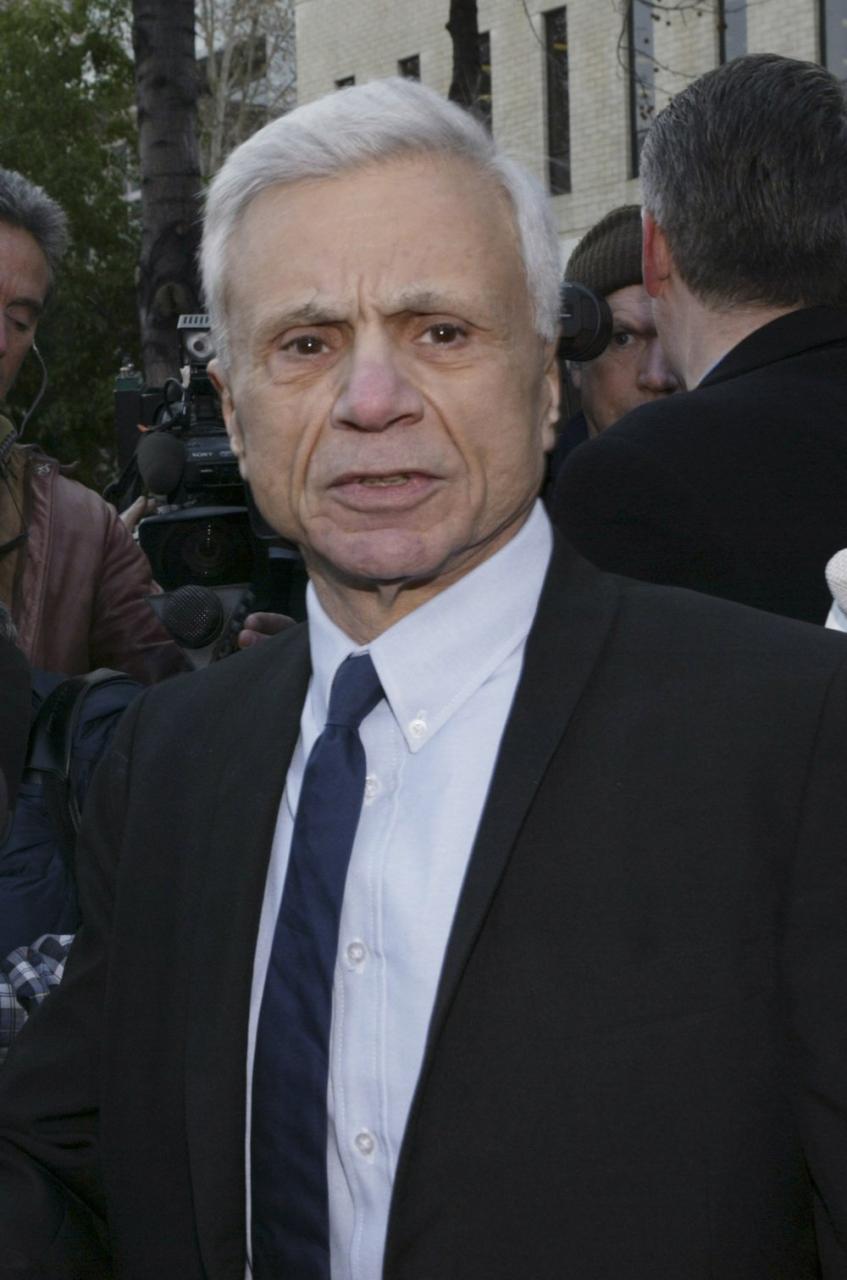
[325,653,383,731]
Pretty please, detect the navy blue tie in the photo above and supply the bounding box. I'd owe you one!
[251,653,383,1280]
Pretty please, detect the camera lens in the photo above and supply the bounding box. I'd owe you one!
[152,513,254,589]
[185,332,215,363]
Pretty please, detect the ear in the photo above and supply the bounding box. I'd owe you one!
[540,342,561,453]
[642,210,672,300]
[208,357,249,480]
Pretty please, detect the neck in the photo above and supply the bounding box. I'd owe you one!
[659,283,803,389]
[308,575,432,645]
[306,506,535,644]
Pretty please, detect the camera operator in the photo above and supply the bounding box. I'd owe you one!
[0,168,187,682]
[114,312,304,658]
[548,204,678,486]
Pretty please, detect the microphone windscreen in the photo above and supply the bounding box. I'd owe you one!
[825,548,847,615]
[159,584,225,648]
[137,431,185,496]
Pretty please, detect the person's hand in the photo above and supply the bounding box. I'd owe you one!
[237,611,297,649]
[120,495,156,533]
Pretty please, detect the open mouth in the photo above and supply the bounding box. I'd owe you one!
[333,469,433,487]
[357,473,411,486]
[330,470,439,507]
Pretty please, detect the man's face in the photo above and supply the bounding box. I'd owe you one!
[211,155,558,614]
[0,222,48,402]
[571,284,678,435]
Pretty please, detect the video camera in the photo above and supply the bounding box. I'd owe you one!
[109,315,307,658]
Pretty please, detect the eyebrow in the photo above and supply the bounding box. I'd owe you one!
[6,295,43,316]
[381,287,479,316]
[254,287,486,339]
[258,301,341,332]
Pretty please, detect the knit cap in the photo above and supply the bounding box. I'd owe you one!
[565,205,643,299]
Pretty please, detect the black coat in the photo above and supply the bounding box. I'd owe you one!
[2,538,847,1278]
[551,306,847,623]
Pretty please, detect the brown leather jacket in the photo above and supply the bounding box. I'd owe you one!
[0,440,188,683]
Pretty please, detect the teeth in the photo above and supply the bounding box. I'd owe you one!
[359,474,410,486]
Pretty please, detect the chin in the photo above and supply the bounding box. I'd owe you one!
[318,528,453,587]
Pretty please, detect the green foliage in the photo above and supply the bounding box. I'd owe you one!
[0,0,139,487]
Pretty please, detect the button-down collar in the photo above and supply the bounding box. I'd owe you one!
[306,501,553,754]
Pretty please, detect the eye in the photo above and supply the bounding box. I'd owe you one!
[422,322,467,346]
[280,334,328,356]
[5,313,33,336]
[612,330,634,349]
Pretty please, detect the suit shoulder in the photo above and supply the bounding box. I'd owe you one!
[613,571,847,672]
[133,622,310,720]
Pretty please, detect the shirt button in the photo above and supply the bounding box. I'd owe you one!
[345,940,367,969]
[354,1129,376,1157]
[364,773,380,802]
[408,714,427,740]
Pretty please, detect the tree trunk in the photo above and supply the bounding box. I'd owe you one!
[446,0,481,113]
[132,0,204,385]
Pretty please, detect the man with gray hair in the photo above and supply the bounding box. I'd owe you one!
[2,77,847,1279]
[0,167,185,681]
[556,54,847,624]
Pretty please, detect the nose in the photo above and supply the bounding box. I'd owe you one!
[332,334,424,432]
[637,337,679,395]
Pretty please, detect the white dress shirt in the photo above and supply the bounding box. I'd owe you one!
[246,501,553,1279]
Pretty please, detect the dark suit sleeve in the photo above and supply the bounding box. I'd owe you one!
[0,695,146,1279]
[785,653,847,1273]
[550,432,732,589]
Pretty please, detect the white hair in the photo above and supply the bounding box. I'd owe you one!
[201,77,561,367]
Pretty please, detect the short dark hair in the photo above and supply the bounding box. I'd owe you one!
[0,168,68,290]
[640,54,847,309]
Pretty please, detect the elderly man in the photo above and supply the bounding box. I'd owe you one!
[548,203,677,476]
[556,55,847,624]
[1,78,847,1280]
[0,168,185,681]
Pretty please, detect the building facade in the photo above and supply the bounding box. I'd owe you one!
[295,0,846,262]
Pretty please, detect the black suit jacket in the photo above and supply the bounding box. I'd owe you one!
[2,538,847,1278]
[551,306,847,623]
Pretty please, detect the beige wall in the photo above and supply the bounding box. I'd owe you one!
[294,0,825,261]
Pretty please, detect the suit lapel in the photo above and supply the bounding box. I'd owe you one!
[390,538,620,1213]
[183,627,311,1280]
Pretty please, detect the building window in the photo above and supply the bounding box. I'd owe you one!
[821,0,847,78]
[628,0,655,177]
[718,0,747,63]
[335,75,355,89]
[477,31,492,129]
[545,8,571,195]
[398,54,420,80]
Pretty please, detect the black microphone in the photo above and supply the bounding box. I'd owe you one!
[137,431,185,496]
[160,584,225,649]
[146,582,253,669]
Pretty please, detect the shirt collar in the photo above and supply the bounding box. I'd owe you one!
[306,501,553,753]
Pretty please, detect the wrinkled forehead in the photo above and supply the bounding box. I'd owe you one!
[220,154,529,322]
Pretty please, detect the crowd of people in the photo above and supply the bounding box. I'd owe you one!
[0,49,846,1279]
